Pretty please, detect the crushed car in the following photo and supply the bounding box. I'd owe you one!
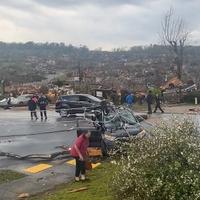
[81,106,151,156]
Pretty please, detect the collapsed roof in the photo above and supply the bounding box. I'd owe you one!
[160,77,183,90]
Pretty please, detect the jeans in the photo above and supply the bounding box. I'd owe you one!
[154,104,164,113]
[147,103,152,114]
[75,157,86,177]
[31,111,38,119]
[40,108,47,119]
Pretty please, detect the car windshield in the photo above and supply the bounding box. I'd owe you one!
[119,110,137,125]
[86,95,101,103]
[60,95,101,102]
[60,96,79,101]
[104,109,137,127]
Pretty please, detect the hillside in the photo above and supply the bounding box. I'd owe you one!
[0,42,200,84]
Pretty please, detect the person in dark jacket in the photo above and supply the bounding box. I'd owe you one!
[146,91,153,114]
[38,94,48,120]
[154,94,164,113]
[28,96,38,120]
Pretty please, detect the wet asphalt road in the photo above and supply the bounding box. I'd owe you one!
[0,109,89,156]
[1,109,199,157]
[1,108,200,167]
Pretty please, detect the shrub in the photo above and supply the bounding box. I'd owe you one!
[111,119,200,200]
[182,91,200,104]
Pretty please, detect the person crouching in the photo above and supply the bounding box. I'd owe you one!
[70,130,91,182]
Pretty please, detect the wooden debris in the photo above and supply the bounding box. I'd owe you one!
[68,187,88,193]
[18,193,30,198]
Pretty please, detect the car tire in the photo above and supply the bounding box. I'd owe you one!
[60,105,71,118]
[60,109,68,118]
[19,102,24,106]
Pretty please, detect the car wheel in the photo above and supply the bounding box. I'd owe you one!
[19,102,24,106]
[60,109,68,118]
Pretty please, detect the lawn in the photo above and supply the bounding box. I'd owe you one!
[132,103,147,112]
[29,162,114,200]
[0,170,25,184]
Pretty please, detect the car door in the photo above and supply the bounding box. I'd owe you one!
[67,95,80,108]
[79,95,92,109]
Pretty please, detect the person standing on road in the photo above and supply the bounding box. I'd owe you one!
[38,94,48,120]
[4,95,11,109]
[70,130,91,182]
[126,93,134,108]
[154,94,164,113]
[146,91,153,114]
[28,96,38,120]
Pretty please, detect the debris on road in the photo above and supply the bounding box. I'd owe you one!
[68,187,88,193]
[18,192,30,198]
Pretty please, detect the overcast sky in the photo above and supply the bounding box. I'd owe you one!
[0,0,199,50]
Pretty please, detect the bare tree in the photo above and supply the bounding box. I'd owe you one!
[161,7,189,80]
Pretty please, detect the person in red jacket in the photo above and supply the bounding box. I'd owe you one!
[70,130,91,181]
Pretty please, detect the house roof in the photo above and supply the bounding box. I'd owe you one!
[160,77,183,90]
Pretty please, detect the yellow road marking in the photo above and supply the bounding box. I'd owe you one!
[91,163,101,168]
[66,159,101,169]
[24,164,52,174]
[67,159,76,165]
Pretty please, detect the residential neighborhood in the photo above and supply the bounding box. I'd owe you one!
[1,1,200,200]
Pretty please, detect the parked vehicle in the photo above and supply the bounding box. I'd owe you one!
[15,94,33,106]
[0,97,17,108]
[55,94,105,117]
[0,94,32,108]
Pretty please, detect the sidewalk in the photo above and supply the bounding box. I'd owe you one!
[136,104,200,115]
[0,104,55,112]
[0,160,74,200]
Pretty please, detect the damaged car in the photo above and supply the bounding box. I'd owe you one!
[87,106,151,156]
[102,108,150,151]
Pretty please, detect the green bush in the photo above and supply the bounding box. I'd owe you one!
[111,119,200,200]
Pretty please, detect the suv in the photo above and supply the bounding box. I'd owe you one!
[55,94,103,117]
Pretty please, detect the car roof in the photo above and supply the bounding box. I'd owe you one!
[18,94,33,97]
[60,94,102,102]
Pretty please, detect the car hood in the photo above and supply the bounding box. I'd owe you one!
[108,123,143,137]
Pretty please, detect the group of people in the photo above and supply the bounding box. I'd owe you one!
[125,91,164,114]
[28,94,48,120]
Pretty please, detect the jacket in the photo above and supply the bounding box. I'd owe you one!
[70,134,89,158]
[146,94,153,104]
[28,99,37,111]
[38,96,48,109]
[126,95,134,105]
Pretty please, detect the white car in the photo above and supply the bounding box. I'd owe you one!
[15,94,33,106]
[0,94,32,107]
[0,97,18,107]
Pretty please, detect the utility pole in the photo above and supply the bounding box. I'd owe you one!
[78,62,81,84]
[0,80,5,96]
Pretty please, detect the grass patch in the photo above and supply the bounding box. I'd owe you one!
[133,103,147,112]
[29,162,114,200]
[0,170,25,184]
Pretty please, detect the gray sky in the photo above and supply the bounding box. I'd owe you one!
[0,0,199,50]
